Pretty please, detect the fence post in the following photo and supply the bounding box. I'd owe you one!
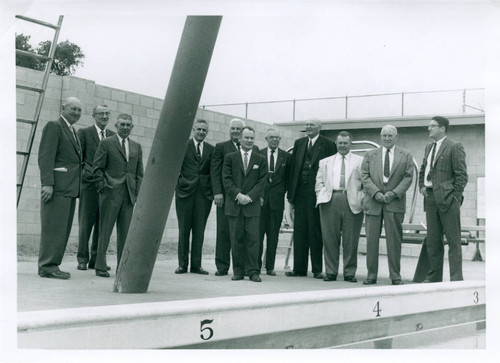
[345,96,348,119]
[462,89,466,113]
[401,92,405,116]
[292,99,296,121]
[245,102,248,120]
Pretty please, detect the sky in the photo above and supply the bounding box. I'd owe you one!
[2,0,500,361]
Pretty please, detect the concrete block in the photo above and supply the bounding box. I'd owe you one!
[137,116,152,128]
[126,92,140,105]
[118,102,133,114]
[146,108,160,119]
[111,89,126,102]
[103,99,118,111]
[132,125,145,137]
[140,96,154,108]
[95,86,111,99]
[133,105,147,117]
[153,99,164,110]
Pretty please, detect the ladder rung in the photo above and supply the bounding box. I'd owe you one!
[16,85,45,93]
[16,49,51,61]
[17,118,37,125]
[15,15,60,30]
[17,151,29,156]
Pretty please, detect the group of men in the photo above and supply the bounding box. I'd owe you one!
[173,115,468,285]
[37,97,143,279]
[37,96,468,286]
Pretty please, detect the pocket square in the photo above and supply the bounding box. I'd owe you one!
[253,165,259,169]
[54,167,68,172]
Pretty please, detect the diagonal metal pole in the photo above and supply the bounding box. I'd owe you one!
[114,16,222,293]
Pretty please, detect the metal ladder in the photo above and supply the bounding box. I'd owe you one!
[16,15,64,207]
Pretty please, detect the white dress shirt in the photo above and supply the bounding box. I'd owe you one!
[117,135,129,161]
[424,136,446,187]
[382,146,394,183]
[329,152,352,190]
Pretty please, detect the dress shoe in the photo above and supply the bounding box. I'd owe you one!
[191,267,209,275]
[344,276,357,283]
[363,279,377,285]
[313,273,324,279]
[175,267,187,274]
[215,271,228,276]
[95,269,110,278]
[392,279,404,285]
[249,274,262,282]
[88,264,111,271]
[323,274,337,281]
[285,271,306,277]
[41,270,70,280]
[266,270,276,276]
[231,275,244,281]
[77,263,87,270]
[422,279,433,283]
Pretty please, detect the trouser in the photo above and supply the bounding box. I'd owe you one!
[319,192,363,277]
[227,211,260,277]
[258,203,284,271]
[77,186,99,265]
[215,199,231,273]
[38,196,76,275]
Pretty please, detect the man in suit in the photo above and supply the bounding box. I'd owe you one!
[76,105,115,271]
[258,127,290,276]
[417,116,468,282]
[315,131,364,283]
[286,120,336,279]
[174,119,215,275]
[93,114,144,277]
[360,125,414,286]
[210,118,259,276]
[38,96,83,279]
[223,126,267,282]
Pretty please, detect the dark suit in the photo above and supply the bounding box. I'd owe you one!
[37,117,82,276]
[210,140,259,273]
[287,135,336,275]
[416,137,468,282]
[93,134,143,271]
[76,125,115,266]
[175,139,214,271]
[258,147,290,272]
[223,150,267,277]
[360,146,414,281]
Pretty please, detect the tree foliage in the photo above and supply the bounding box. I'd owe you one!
[15,33,85,76]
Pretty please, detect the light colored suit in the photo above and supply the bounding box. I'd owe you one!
[315,152,364,277]
[360,146,414,281]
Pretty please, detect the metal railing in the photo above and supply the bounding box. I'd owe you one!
[201,88,484,123]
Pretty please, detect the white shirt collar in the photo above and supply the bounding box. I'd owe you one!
[240,148,252,158]
[117,135,127,143]
[60,115,72,129]
[434,135,446,146]
[95,124,106,136]
[308,134,319,145]
[383,146,394,154]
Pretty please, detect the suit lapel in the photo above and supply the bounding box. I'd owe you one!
[91,126,100,146]
[433,138,449,166]
[310,137,323,164]
[389,147,402,179]
[374,148,384,185]
[297,138,307,165]
[113,135,127,161]
[275,148,284,173]
[59,118,81,156]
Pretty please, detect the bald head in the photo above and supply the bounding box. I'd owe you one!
[61,97,83,125]
[380,124,398,150]
[229,118,245,142]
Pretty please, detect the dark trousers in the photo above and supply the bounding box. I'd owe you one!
[259,203,284,271]
[365,208,404,281]
[292,182,323,275]
[175,187,212,270]
[319,193,363,277]
[38,196,76,275]
[215,199,231,273]
[227,211,260,277]
[77,186,99,265]
[424,190,463,282]
[95,184,133,271]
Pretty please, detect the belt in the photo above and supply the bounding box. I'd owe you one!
[332,189,347,194]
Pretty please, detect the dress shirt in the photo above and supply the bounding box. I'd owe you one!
[382,146,394,184]
[95,125,107,141]
[236,148,253,202]
[267,148,278,172]
[308,134,319,147]
[329,152,352,190]
[424,136,446,188]
[61,115,77,141]
[194,140,203,158]
[117,135,129,161]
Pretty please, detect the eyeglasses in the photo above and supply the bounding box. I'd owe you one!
[95,112,110,117]
[428,124,440,128]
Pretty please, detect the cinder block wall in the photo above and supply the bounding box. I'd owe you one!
[16,67,301,255]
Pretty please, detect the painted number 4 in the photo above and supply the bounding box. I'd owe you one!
[373,301,382,317]
[200,319,214,341]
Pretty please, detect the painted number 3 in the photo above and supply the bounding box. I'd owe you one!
[200,319,214,341]
[473,291,479,304]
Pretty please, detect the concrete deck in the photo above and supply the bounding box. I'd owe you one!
[17,252,485,312]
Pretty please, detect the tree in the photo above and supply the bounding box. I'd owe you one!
[15,33,85,76]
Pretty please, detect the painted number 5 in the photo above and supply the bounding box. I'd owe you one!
[200,319,214,341]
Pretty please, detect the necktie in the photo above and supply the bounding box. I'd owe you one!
[427,142,437,182]
[69,125,77,141]
[196,142,201,158]
[270,149,275,172]
[339,156,346,188]
[121,138,127,161]
[307,139,312,157]
[384,148,390,178]
[101,130,105,141]
[236,141,241,151]
[243,152,248,174]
